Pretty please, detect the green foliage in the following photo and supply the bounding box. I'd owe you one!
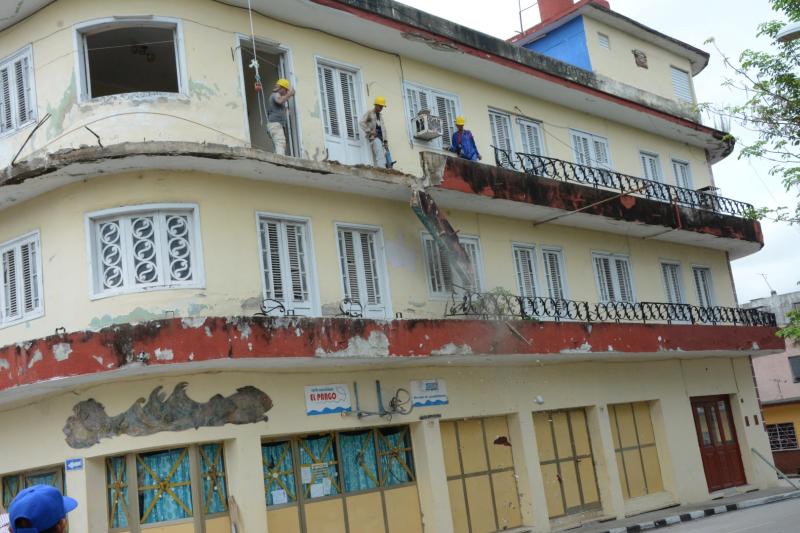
[777,309,800,340]
[709,0,800,223]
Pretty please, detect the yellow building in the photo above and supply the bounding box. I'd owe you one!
[0,0,785,531]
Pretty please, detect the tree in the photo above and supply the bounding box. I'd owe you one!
[704,0,800,223]
[778,309,800,341]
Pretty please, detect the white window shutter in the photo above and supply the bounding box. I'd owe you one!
[613,258,633,303]
[14,56,32,124]
[0,67,12,132]
[672,160,692,189]
[693,267,714,307]
[423,236,447,294]
[317,65,339,137]
[359,231,382,307]
[405,85,429,120]
[671,67,693,103]
[460,239,482,291]
[592,137,611,168]
[594,255,613,302]
[435,94,457,148]
[338,70,358,140]
[661,263,683,304]
[2,248,19,320]
[572,133,592,166]
[285,223,310,307]
[640,152,661,182]
[260,220,284,301]
[19,241,39,313]
[542,249,565,300]
[513,246,537,298]
[519,119,543,155]
[489,111,512,153]
[337,228,360,303]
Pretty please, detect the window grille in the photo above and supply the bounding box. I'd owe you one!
[766,423,798,451]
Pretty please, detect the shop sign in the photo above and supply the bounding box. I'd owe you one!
[411,379,448,407]
[305,384,352,415]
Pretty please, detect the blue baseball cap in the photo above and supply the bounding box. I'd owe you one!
[9,485,77,533]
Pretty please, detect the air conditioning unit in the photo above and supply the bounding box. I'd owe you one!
[412,110,442,141]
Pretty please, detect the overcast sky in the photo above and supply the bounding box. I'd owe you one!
[400,0,800,304]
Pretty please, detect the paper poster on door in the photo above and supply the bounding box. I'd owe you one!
[411,379,448,407]
[305,384,352,415]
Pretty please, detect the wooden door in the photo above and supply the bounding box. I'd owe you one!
[690,396,746,491]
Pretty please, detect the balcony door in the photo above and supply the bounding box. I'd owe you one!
[317,60,367,165]
[690,396,746,492]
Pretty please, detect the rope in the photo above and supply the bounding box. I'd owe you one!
[246,0,269,126]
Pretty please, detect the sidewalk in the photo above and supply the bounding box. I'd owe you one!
[565,484,800,533]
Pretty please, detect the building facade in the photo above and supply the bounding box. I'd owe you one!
[0,0,784,532]
[745,291,800,475]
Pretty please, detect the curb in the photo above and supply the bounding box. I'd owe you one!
[598,490,800,533]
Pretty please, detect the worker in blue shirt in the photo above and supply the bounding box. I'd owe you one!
[449,116,482,161]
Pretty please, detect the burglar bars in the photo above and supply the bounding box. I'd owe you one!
[445,290,777,326]
[491,146,754,218]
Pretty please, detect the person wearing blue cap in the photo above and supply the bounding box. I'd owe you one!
[9,485,77,533]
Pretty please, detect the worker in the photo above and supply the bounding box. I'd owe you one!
[267,78,295,156]
[449,116,481,161]
[360,96,390,168]
[8,485,78,533]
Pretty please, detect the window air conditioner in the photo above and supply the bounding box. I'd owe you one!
[412,110,442,141]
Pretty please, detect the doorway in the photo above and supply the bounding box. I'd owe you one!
[316,59,368,165]
[239,38,300,156]
[690,395,746,492]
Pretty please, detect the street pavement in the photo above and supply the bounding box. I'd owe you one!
[664,496,800,532]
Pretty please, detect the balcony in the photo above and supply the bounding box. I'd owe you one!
[420,149,764,260]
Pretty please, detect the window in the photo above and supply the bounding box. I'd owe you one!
[422,233,483,297]
[692,266,715,307]
[789,356,800,383]
[489,110,514,153]
[263,427,420,532]
[404,82,459,149]
[671,159,693,189]
[1,232,43,326]
[317,60,364,165]
[541,247,567,300]
[571,130,611,169]
[766,423,798,451]
[598,33,610,49]
[609,402,664,500]
[640,152,662,182]
[2,466,64,509]
[258,215,316,316]
[0,45,35,135]
[513,244,539,298]
[670,66,694,103]
[77,20,185,99]
[88,204,203,297]
[106,444,227,529]
[336,225,390,318]
[593,252,634,303]
[660,262,684,304]
[518,118,544,156]
[793,302,800,311]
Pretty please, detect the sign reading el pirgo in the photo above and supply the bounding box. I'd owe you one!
[305,384,352,415]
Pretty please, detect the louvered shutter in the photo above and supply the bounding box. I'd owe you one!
[285,223,310,306]
[572,132,592,166]
[513,246,537,298]
[337,229,360,303]
[317,65,339,137]
[338,70,359,140]
[14,56,32,124]
[594,255,614,302]
[661,263,683,304]
[19,241,39,313]
[671,67,693,103]
[693,267,714,307]
[423,237,446,294]
[359,231,381,306]
[519,119,543,155]
[640,153,661,182]
[542,249,565,300]
[405,85,428,119]
[0,67,12,132]
[460,239,481,291]
[592,137,611,169]
[435,94,457,148]
[260,220,284,302]
[2,248,19,321]
[489,111,513,152]
[613,258,633,303]
[672,160,692,189]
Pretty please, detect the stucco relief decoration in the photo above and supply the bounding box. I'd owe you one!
[63,382,273,448]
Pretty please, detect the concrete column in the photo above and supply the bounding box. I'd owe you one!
[508,412,550,533]
[226,433,269,533]
[586,405,625,520]
[64,457,104,532]
[410,418,455,533]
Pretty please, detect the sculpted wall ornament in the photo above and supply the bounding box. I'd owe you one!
[63,382,273,448]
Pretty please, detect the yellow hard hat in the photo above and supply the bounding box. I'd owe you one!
[455,116,465,126]
[276,78,290,90]
[374,96,387,107]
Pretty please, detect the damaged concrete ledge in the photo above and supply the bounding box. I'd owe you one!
[0,315,783,402]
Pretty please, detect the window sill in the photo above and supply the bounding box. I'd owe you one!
[0,118,38,141]
[0,309,44,330]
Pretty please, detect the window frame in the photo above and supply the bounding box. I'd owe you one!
[691,264,716,308]
[512,242,540,299]
[333,222,392,318]
[516,116,546,157]
[488,108,515,154]
[73,17,189,102]
[0,44,37,138]
[670,158,693,189]
[540,245,570,300]
[670,65,695,104]
[402,81,461,150]
[570,129,613,169]
[85,203,205,300]
[591,251,636,303]
[639,150,663,183]
[0,230,44,328]
[2,465,64,510]
[255,211,320,316]
[659,259,685,305]
[420,232,485,299]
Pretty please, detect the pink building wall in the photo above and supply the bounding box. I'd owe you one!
[753,339,800,402]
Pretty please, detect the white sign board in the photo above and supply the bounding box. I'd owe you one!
[305,384,352,415]
[411,379,448,407]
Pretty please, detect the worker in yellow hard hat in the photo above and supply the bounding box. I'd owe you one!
[267,78,295,156]
[360,96,394,168]
[449,116,481,161]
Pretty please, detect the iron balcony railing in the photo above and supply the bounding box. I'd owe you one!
[491,146,754,218]
[445,290,777,327]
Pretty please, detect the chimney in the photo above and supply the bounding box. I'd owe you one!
[537,0,611,25]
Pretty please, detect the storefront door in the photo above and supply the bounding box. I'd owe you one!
[690,395,746,492]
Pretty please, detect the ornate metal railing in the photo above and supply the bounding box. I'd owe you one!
[491,146,754,218]
[445,291,777,326]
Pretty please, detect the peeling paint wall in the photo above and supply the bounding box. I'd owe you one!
[0,0,716,190]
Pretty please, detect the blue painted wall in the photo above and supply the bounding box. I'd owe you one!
[524,16,592,72]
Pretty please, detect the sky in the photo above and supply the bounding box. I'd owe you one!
[400,0,800,304]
